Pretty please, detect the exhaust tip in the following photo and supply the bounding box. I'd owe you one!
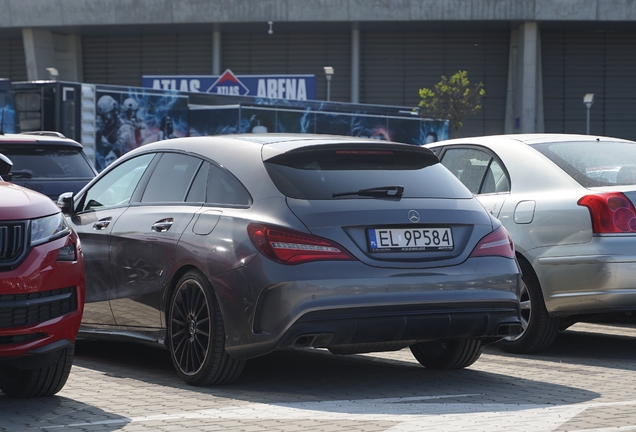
[497,323,524,336]
[292,333,333,348]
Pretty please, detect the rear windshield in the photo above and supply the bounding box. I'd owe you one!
[533,140,636,187]
[0,146,95,179]
[264,145,472,200]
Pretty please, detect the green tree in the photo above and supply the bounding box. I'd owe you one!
[418,70,485,138]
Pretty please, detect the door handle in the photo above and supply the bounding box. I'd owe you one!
[152,218,174,232]
[93,217,112,230]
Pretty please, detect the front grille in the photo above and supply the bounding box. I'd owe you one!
[0,221,29,271]
[0,287,78,329]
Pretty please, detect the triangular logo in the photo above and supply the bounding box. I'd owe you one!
[207,69,250,95]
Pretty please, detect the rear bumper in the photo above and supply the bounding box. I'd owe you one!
[276,302,520,352]
[528,237,636,316]
[214,255,521,360]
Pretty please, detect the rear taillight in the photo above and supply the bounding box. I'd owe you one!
[578,192,636,233]
[469,226,515,259]
[247,223,356,265]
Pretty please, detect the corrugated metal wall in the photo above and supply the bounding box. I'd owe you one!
[0,38,27,82]
[83,35,213,86]
[543,30,636,140]
[360,30,509,137]
[222,32,351,102]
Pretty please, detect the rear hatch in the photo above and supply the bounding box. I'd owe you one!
[264,142,495,269]
[0,143,96,200]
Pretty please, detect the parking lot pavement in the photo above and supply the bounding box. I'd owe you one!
[2,322,636,431]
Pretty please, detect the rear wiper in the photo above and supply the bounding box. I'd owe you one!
[332,185,404,198]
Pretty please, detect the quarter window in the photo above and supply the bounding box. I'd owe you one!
[207,164,251,206]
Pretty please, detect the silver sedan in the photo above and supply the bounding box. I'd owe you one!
[428,133,636,353]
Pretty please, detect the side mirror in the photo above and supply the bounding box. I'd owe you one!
[0,153,13,181]
[57,192,74,215]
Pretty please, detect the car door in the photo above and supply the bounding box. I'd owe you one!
[108,152,205,328]
[70,153,156,325]
[438,146,511,218]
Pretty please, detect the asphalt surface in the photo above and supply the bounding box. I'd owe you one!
[2,322,636,431]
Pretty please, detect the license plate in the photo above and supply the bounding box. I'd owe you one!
[368,227,454,252]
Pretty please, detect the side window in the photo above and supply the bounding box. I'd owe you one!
[186,162,209,203]
[141,153,202,203]
[440,148,510,195]
[487,159,510,193]
[207,164,250,206]
[80,153,154,211]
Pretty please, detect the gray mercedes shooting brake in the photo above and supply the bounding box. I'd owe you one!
[58,134,522,386]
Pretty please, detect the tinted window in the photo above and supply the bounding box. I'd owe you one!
[440,148,510,194]
[141,153,202,203]
[186,162,209,203]
[533,140,636,187]
[207,164,251,205]
[1,146,95,179]
[81,153,154,211]
[265,145,471,199]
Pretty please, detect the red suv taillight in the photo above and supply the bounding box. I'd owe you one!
[578,192,636,233]
[247,223,356,265]
[469,226,515,259]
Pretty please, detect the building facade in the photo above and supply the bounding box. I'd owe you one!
[1,0,635,139]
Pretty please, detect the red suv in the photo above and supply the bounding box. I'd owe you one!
[0,153,85,397]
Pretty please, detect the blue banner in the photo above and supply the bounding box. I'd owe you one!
[142,70,316,101]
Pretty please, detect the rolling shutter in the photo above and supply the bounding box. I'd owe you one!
[543,30,636,141]
[361,29,509,137]
[83,34,213,86]
[222,32,350,102]
[0,37,27,82]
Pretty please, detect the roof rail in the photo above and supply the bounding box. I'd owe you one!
[22,131,67,138]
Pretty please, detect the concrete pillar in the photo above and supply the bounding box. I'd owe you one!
[212,23,222,75]
[505,22,544,134]
[351,22,360,104]
[22,28,83,81]
[22,28,57,81]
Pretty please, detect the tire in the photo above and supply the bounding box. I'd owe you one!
[0,345,74,398]
[167,270,245,386]
[497,259,560,354]
[410,339,483,369]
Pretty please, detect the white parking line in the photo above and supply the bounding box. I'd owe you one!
[35,396,636,431]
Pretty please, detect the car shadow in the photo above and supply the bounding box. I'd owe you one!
[71,338,599,410]
[485,324,636,371]
[0,394,128,431]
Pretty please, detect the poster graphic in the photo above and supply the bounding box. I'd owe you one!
[94,86,189,171]
[188,100,449,146]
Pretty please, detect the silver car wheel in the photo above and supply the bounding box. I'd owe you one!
[505,281,531,341]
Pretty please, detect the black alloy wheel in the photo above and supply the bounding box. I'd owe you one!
[168,270,244,386]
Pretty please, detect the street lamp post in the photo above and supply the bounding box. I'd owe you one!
[584,93,594,135]
[324,66,334,101]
